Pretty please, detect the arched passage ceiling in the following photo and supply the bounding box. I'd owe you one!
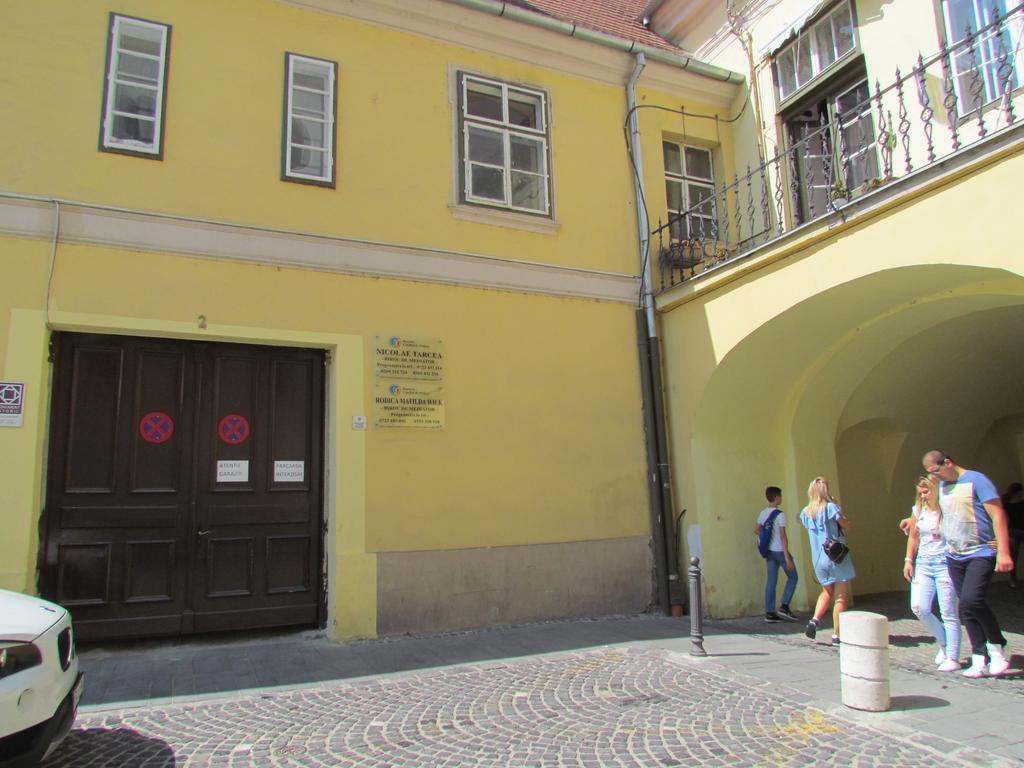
[693,264,1024,441]
[839,302,1024,441]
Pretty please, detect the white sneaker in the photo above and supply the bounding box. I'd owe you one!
[962,655,988,678]
[934,648,946,665]
[987,643,1010,677]
[937,659,961,672]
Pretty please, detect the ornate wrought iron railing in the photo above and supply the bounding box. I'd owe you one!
[655,3,1024,289]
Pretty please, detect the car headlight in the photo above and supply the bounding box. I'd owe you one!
[57,627,74,671]
[0,642,43,679]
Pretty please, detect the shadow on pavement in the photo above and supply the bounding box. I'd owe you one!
[44,728,177,767]
[888,633,934,648]
[77,615,691,707]
[887,694,950,711]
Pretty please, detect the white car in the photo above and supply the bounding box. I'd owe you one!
[0,590,83,767]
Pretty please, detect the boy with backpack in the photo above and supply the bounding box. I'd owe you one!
[756,486,799,622]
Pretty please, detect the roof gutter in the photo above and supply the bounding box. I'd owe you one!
[443,0,746,84]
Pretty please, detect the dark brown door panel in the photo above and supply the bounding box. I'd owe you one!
[43,333,324,640]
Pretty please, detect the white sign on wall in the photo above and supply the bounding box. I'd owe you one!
[216,460,249,483]
[0,382,25,428]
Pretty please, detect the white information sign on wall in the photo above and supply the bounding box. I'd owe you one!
[274,460,305,482]
[0,381,26,428]
[216,460,249,483]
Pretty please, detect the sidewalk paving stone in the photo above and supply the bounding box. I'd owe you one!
[47,645,1013,767]
[47,588,1024,766]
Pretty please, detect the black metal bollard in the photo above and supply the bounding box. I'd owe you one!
[688,556,707,657]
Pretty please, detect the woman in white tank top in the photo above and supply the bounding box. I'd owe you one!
[904,475,961,671]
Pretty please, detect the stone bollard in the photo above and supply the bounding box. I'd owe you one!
[839,611,890,712]
[688,557,706,657]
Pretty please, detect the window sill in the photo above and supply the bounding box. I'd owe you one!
[99,142,163,160]
[449,203,560,235]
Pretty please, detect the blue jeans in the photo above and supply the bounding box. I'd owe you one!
[910,554,960,660]
[765,550,798,613]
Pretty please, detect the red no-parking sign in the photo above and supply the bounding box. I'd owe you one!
[139,411,175,444]
[218,413,251,445]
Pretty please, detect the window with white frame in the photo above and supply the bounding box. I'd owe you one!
[459,74,550,215]
[663,142,715,241]
[100,14,170,157]
[283,53,337,186]
[774,2,857,101]
[942,0,1022,112]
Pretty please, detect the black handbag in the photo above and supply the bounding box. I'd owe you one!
[822,517,850,564]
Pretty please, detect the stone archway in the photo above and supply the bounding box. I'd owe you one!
[669,265,1024,617]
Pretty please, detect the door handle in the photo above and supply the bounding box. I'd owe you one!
[197,529,211,537]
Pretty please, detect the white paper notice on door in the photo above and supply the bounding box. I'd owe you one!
[274,460,305,482]
[216,460,249,482]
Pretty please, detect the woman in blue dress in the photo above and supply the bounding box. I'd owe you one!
[800,476,856,644]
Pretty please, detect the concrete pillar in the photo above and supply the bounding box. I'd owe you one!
[839,611,890,712]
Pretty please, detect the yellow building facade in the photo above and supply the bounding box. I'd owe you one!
[648,0,1024,616]
[0,0,745,639]
[7,0,1019,637]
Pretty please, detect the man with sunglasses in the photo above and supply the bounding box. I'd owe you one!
[922,450,1014,677]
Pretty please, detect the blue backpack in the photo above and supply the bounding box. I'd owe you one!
[757,509,782,558]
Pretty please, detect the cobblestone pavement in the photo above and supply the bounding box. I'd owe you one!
[45,645,994,768]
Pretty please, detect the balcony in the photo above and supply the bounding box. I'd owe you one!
[655,3,1024,291]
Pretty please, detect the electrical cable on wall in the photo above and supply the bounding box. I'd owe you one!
[45,200,60,330]
[623,98,750,306]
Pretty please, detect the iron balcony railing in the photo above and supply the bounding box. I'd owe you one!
[655,3,1024,289]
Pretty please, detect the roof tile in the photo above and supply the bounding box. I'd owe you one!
[513,0,685,53]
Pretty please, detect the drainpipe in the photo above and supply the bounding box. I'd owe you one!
[628,54,680,615]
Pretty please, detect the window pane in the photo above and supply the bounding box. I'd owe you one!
[666,180,683,211]
[291,146,325,176]
[116,52,159,85]
[112,114,155,142]
[663,142,682,175]
[669,216,688,241]
[468,127,504,164]
[833,4,855,56]
[684,147,712,180]
[291,117,326,148]
[687,183,715,217]
[796,37,813,86]
[114,83,156,116]
[470,164,505,201]
[293,88,325,118]
[119,27,162,57]
[510,136,542,172]
[508,90,542,129]
[945,0,977,42]
[511,172,545,210]
[815,17,837,70]
[293,68,328,92]
[466,80,503,121]
[688,214,714,239]
[777,48,797,98]
[835,80,869,117]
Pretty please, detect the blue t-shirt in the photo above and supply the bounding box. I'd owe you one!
[938,470,998,559]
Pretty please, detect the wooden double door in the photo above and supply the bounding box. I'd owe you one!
[42,333,325,641]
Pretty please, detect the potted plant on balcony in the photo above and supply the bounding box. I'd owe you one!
[830,178,850,205]
[855,174,893,197]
